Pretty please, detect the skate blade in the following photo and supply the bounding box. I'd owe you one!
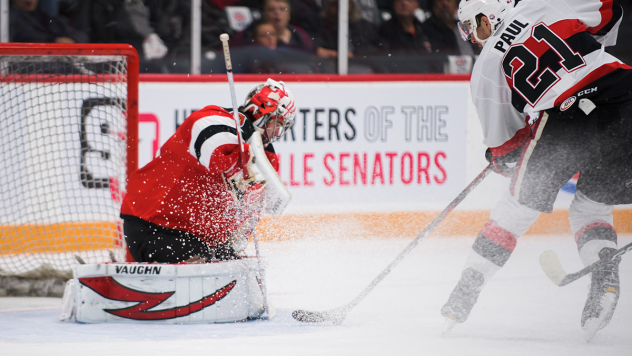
[442,316,458,336]
[584,292,617,343]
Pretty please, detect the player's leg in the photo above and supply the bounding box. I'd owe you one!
[568,190,620,331]
[443,111,583,324]
[441,191,540,323]
[569,190,617,267]
[123,217,215,262]
[570,100,632,333]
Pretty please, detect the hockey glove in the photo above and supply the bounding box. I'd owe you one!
[485,147,522,178]
[223,146,267,207]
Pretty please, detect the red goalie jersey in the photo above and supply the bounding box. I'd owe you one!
[121,105,279,247]
[473,0,632,155]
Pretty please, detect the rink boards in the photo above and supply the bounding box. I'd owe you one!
[138,77,469,214]
[3,75,627,254]
[134,74,632,241]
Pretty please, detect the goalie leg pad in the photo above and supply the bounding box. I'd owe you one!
[68,259,266,323]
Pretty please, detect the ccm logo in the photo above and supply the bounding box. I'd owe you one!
[577,87,597,97]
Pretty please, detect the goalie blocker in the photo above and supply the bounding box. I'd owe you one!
[60,259,269,323]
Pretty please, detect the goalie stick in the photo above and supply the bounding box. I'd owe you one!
[220,33,249,179]
[292,164,493,324]
[219,33,291,217]
[539,241,632,287]
[253,231,273,319]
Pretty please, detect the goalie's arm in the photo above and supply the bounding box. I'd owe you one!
[188,111,253,174]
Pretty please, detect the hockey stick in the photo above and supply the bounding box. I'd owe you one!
[220,33,249,179]
[540,241,632,286]
[253,231,272,319]
[292,164,493,324]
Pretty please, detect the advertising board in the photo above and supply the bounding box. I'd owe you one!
[139,80,470,214]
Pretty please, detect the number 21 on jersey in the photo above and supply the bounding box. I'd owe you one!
[502,22,586,107]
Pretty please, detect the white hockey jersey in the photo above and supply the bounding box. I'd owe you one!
[472,0,631,155]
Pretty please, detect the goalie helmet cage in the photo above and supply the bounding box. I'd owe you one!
[0,43,139,280]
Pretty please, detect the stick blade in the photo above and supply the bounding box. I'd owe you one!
[539,250,567,286]
[292,309,346,324]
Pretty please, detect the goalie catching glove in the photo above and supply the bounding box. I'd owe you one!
[223,145,267,209]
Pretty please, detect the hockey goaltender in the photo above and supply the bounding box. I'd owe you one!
[121,79,296,263]
[59,79,296,324]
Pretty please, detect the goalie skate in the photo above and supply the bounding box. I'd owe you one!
[581,247,620,342]
[441,268,484,327]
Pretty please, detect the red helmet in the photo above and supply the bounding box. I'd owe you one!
[243,79,296,144]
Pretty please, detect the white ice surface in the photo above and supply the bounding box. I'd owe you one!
[1,235,631,356]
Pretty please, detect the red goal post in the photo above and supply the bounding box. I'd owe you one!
[0,43,139,278]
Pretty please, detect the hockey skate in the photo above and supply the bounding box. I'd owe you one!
[441,268,485,333]
[581,247,621,342]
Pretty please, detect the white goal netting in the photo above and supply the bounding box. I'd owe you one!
[0,50,136,279]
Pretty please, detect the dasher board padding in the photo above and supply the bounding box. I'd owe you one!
[61,258,266,324]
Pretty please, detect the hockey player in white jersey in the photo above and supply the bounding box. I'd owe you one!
[442,0,632,338]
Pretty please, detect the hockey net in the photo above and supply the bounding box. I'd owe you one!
[0,44,138,291]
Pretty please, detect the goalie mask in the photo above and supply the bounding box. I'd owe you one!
[242,79,296,144]
[457,0,513,46]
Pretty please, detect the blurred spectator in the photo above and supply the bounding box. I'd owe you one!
[38,0,58,16]
[141,0,235,73]
[240,20,281,73]
[290,0,322,38]
[377,0,429,12]
[10,0,88,43]
[315,0,381,58]
[356,0,381,26]
[422,0,476,55]
[378,0,431,53]
[90,0,168,63]
[159,0,233,50]
[206,0,261,9]
[143,0,183,50]
[249,20,278,50]
[58,0,91,36]
[263,0,314,52]
[290,0,380,40]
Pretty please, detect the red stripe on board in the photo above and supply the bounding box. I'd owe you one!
[588,0,614,34]
[139,73,471,83]
[482,220,518,251]
[574,221,614,243]
[553,62,631,106]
